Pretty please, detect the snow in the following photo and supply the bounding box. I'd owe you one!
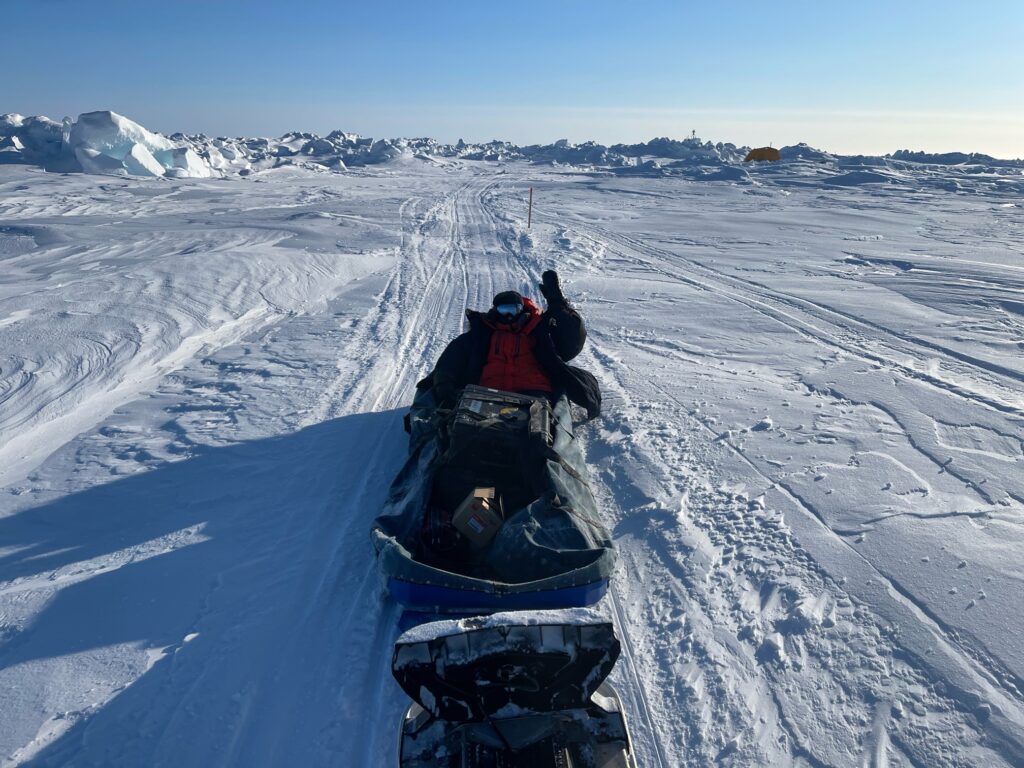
[74,145,128,174]
[68,110,176,164]
[0,135,25,152]
[826,169,897,186]
[122,143,165,177]
[0,114,64,165]
[1,111,219,178]
[167,146,213,178]
[66,111,215,178]
[7,109,1021,184]
[0,119,1023,766]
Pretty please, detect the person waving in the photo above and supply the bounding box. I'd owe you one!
[425,271,600,418]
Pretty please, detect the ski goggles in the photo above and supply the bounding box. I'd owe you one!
[494,302,523,317]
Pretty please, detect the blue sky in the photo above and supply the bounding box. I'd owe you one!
[4,0,1023,156]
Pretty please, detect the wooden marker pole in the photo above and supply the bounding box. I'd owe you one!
[528,186,533,228]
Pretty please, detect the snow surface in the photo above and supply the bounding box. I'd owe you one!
[0,132,1022,767]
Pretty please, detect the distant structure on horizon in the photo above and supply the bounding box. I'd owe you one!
[744,147,781,162]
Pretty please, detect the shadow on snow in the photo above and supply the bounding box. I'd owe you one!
[0,408,406,766]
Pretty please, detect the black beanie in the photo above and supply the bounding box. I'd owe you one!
[492,290,523,307]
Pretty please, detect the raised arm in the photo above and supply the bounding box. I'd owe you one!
[539,270,586,361]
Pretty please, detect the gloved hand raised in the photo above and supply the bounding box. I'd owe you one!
[538,270,567,307]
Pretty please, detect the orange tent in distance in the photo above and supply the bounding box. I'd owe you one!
[744,146,781,162]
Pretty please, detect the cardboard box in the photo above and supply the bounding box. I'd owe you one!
[452,487,503,548]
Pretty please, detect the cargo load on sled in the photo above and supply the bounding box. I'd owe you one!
[371,385,615,617]
[392,609,636,768]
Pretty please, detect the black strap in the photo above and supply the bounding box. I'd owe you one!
[543,446,591,489]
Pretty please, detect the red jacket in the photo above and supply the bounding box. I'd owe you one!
[479,298,554,393]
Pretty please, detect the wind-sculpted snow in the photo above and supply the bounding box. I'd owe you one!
[0,159,1023,766]
[891,148,1023,167]
[69,111,176,174]
[6,108,1022,184]
[0,114,65,166]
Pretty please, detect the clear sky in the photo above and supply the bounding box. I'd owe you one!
[4,0,1023,157]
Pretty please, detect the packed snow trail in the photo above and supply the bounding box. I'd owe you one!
[1,161,1022,767]
[496,175,1024,766]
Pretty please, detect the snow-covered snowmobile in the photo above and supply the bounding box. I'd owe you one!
[392,610,636,767]
[372,385,615,624]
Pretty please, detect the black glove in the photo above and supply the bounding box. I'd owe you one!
[432,380,456,409]
[539,270,567,307]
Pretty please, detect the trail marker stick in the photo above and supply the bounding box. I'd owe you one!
[528,187,533,228]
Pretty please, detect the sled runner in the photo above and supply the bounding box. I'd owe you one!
[392,610,636,767]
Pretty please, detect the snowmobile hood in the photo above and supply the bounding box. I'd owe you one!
[392,609,619,723]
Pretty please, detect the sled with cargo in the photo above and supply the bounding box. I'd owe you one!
[371,384,615,622]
